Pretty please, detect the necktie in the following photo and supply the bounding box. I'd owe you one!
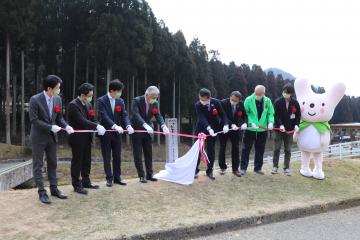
[111,99,115,113]
[232,106,236,116]
[48,98,53,118]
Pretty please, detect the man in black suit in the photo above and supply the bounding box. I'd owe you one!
[218,91,248,177]
[131,86,169,183]
[97,79,134,187]
[272,83,301,176]
[29,75,74,204]
[67,83,106,194]
[194,88,229,180]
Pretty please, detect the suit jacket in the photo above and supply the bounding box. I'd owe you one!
[67,98,98,144]
[97,94,131,134]
[274,97,301,131]
[29,92,68,145]
[195,98,228,134]
[130,95,165,130]
[220,98,247,126]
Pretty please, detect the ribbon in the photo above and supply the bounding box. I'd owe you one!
[61,125,296,168]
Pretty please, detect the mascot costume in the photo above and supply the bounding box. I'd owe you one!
[294,79,345,180]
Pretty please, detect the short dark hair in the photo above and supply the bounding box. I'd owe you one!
[43,75,62,91]
[230,91,242,99]
[109,79,124,92]
[78,83,94,96]
[282,83,295,94]
[199,88,211,98]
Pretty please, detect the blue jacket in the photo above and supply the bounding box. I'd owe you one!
[97,94,131,131]
[195,98,228,134]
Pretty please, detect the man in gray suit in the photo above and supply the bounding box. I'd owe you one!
[29,75,74,204]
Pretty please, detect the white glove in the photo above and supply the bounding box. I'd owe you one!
[208,128,216,137]
[251,123,258,129]
[241,123,247,130]
[143,123,153,134]
[162,125,170,133]
[294,125,299,132]
[96,124,106,136]
[279,125,285,132]
[112,124,124,134]
[223,125,229,133]
[231,124,239,131]
[268,122,274,130]
[51,125,62,133]
[65,125,74,135]
[127,125,134,134]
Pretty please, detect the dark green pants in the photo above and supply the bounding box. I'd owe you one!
[272,131,293,169]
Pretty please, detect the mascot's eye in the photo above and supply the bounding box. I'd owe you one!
[322,103,325,106]
[302,101,305,105]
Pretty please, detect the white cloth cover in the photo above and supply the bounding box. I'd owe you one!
[154,140,200,185]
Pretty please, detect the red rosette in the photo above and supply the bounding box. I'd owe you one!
[53,105,61,113]
[237,111,243,117]
[115,106,122,112]
[89,109,95,117]
[152,108,159,115]
[291,106,297,113]
[212,108,218,116]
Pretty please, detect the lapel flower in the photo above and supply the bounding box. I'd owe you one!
[54,105,61,113]
[152,107,159,115]
[212,108,218,116]
[115,106,122,113]
[89,109,95,117]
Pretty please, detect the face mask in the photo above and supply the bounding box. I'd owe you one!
[149,99,157,104]
[85,96,93,103]
[53,89,60,96]
[115,91,122,99]
[255,95,263,101]
[200,100,210,106]
[230,100,238,106]
[282,92,291,99]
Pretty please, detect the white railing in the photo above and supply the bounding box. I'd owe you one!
[268,141,360,163]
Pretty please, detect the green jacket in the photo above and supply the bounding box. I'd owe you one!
[244,93,275,132]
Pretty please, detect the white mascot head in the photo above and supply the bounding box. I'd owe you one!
[294,79,346,123]
[294,78,346,180]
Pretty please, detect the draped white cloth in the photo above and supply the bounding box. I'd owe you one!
[154,140,200,185]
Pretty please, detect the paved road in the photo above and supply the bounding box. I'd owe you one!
[193,206,360,240]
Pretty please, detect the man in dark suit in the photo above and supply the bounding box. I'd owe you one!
[131,86,169,183]
[272,83,301,176]
[67,83,106,194]
[218,91,248,177]
[29,75,74,204]
[97,79,134,187]
[194,88,229,180]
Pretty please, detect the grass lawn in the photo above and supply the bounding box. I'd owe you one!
[0,158,359,240]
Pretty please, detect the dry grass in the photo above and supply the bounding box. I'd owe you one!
[0,159,360,240]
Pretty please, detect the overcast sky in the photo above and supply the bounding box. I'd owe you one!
[147,0,360,96]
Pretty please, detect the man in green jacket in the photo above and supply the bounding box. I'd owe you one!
[240,85,275,175]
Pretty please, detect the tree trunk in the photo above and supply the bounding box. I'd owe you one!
[106,65,112,92]
[21,51,25,146]
[72,43,77,99]
[178,79,181,143]
[5,33,11,144]
[85,57,89,83]
[12,74,17,139]
[144,65,148,86]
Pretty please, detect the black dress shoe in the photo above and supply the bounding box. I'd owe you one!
[39,191,51,204]
[146,176,158,182]
[206,172,216,180]
[50,188,68,199]
[114,179,127,186]
[74,187,88,195]
[106,180,113,187]
[83,183,100,189]
[139,177,147,183]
